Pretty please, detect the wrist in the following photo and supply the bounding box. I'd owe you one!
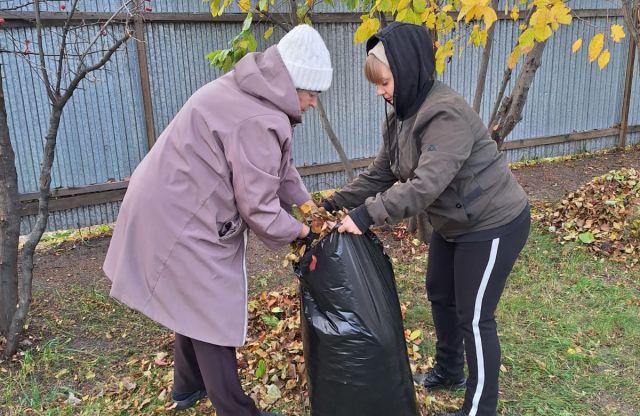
[299,224,310,238]
[348,205,374,233]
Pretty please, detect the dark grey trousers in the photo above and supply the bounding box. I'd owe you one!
[173,333,259,416]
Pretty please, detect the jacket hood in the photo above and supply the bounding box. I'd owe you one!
[366,22,435,121]
[233,46,302,124]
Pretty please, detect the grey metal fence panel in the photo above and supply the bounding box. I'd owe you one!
[20,201,122,234]
[0,0,619,12]
[2,24,146,194]
[3,6,639,232]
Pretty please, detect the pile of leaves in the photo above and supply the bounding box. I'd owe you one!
[238,288,461,415]
[541,168,640,266]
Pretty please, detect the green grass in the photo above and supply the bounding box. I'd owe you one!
[393,225,640,415]
[1,223,638,415]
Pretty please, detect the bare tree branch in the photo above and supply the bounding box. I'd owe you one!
[317,99,354,181]
[61,31,131,106]
[34,0,56,102]
[254,6,291,32]
[489,5,536,127]
[74,0,136,75]
[54,0,80,95]
[473,0,499,113]
[0,1,34,11]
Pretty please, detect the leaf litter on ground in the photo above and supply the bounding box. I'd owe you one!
[540,168,640,266]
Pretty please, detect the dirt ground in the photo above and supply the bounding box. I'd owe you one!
[29,147,640,299]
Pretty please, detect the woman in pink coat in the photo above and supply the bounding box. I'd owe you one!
[103,25,332,416]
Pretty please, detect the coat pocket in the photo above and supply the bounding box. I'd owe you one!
[218,214,246,241]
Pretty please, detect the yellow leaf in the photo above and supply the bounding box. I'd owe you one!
[396,7,408,22]
[482,5,498,29]
[598,49,610,70]
[588,33,604,63]
[518,28,535,51]
[533,23,552,42]
[422,9,436,29]
[264,26,274,40]
[397,0,410,11]
[611,24,625,43]
[55,369,69,378]
[571,38,582,53]
[413,0,426,14]
[300,202,314,214]
[507,45,521,69]
[510,5,519,21]
[210,0,222,16]
[409,329,422,340]
[354,16,380,44]
[239,0,251,12]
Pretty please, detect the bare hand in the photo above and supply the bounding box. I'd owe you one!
[337,215,362,235]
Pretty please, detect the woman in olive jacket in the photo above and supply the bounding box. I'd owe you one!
[324,22,530,416]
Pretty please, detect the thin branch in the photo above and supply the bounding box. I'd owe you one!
[472,0,499,113]
[54,0,80,95]
[0,1,33,11]
[61,31,131,106]
[254,6,291,32]
[73,0,136,76]
[489,4,536,126]
[34,0,56,103]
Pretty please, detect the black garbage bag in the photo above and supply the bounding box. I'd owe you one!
[296,230,419,416]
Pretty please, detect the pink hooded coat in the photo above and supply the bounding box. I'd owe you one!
[103,46,309,346]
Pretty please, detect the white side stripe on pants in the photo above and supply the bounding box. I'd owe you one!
[469,238,500,416]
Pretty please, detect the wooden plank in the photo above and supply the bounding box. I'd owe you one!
[501,128,621,150]
[619,35,636,148]
[18,181,128,202]
[297,157,373,176]
[134,16,157,150]
[4,9,622,27]
[20,189,126,216]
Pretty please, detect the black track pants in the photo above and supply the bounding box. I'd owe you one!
[173,333,259,416]
[426,217,530,416]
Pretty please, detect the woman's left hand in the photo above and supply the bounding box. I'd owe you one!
[337,215,363,235]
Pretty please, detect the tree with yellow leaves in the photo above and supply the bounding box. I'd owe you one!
[207,0,634,150]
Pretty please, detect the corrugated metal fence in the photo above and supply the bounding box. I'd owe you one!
[1,2,638,233]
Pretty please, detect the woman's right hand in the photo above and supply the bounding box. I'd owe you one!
[299,224,311,238]
[337,215,363,235]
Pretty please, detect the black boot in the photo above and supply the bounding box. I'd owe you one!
[413,369,465,391]
[436,410,468,416]
[171,389,207,410]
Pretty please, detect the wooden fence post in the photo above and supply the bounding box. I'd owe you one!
[619,18,637,148]
[134,15,156,151]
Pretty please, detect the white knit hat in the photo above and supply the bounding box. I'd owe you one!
[277,24,333,92]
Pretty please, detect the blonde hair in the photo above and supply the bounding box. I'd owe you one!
[364,54,389,84]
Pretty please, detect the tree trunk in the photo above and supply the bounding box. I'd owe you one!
[622,1,640,70]
[472,0,499,114]
[0,72,21,340]
[4,104,62,357]
[490,41,547,149]
[317,98,355,181]
[406,212,432,244]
